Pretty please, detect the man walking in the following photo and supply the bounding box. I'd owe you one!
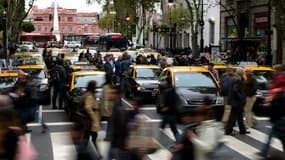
[244,69,258,129]
[225,68,249,135]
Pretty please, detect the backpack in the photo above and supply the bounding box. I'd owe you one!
[51,68,61,82]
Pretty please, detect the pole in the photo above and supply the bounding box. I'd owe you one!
[3,0,8,60]
[266,1,272,65]
[153,23,156,49]
[200,0,204,53]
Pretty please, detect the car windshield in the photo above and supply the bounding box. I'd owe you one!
[74,74,105,88]
[21,69,45,79]
[0,76,18,88]
[135,68,161,79]
[174,72,217,88]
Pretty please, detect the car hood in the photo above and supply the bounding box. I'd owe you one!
[176,87,218,103]
[135,79,159,89]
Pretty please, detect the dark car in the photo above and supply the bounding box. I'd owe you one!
[18,65,51,105]
[64,70,105,118]
[124,65,162,101]
[156,66,224,121]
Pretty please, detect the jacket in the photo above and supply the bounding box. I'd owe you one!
[244,76,258,97]
[228,76,246,108]
[82,91,100,132]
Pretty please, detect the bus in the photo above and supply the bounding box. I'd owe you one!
[98,33,128,51]
[83,34,100,49]
[20,33,56,48]
[62,34,92,48]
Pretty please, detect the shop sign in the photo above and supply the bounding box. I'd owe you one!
[255,12,268,28]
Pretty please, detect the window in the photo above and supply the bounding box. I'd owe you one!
[69,26,72,32]
[58,16,61,21]
[37,26,41,32]
[84,26,88,32]
[45,27,48,33]
[61,27,65,33]
[174,72,217,88]
[91,26,95,32]
[68,17,73,22]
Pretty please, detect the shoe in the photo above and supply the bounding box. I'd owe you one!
[240,131,251,135]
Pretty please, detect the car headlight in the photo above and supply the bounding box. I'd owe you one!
[40,84,49,92]
[137,86,146,91]
[216,96,224,105]
[96,97,101,101]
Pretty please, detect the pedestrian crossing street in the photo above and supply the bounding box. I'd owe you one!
[25,119,284,160]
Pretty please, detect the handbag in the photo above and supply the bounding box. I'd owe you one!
[15,135,37,160]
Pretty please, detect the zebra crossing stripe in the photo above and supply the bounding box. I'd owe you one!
[234,127,283,151]
[50,132,77,160]
[224,135,259,159]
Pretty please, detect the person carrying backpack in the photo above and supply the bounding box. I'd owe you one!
[51,60,66,109]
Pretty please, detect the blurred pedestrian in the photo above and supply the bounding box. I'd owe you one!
[108,87,129,160]
[104,55,114,78]
[221,65,235,126]
[114,56,122,86]
[208,63,220,82]
[258,68,285,158]
[159,78,179,141]
[225,68,249,135]
[188,97,224,160]
[101,75,114,141]
[81,80,101,159]
[244,69,258,129]
[0,107,22,160]
[51,60,66,109]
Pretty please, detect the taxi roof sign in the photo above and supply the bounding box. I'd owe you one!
[238,61,258,67]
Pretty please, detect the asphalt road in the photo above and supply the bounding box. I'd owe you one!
[25,98,285,160]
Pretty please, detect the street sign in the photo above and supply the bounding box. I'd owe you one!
[154,27,170,33]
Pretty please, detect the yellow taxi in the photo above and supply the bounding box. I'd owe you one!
[138,48,161,59]
[14,52,44,66]
[65,70,106,117]
[124,65,162,99]
[17,65,50,105]
[0,69,19,94]
[157,66,224,120]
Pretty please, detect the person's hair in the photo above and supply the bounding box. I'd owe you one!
[86,80,96,93]
[203,96,212,106]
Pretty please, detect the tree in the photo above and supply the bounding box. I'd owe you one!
[0,0,35,47]
[87,0,158,42]
[22,21,35,33]
[184,0,201,58]
[164,6,191,31]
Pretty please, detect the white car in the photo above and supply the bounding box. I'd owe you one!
[65,41,81,48]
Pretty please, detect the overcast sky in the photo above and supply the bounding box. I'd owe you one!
[32,0,102,13]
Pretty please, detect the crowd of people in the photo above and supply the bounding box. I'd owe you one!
[1,46,285,160]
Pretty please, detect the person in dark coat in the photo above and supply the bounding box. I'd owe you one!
[51,60,67,109]
[108,87,129,160]
[225,68,249,135]
[104,55,114,78]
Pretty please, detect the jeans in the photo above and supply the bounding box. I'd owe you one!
[52,84,64,108]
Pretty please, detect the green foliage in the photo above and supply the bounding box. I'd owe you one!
[22,21,35,33]
[164,6,191,30]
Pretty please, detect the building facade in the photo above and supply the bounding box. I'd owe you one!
[146,0,220,54]
[29,3,100,38]
[220,0,276,64]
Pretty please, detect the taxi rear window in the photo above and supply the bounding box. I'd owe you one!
[0,76,18,88]
[74,74,105,88]
[135,68,161,79]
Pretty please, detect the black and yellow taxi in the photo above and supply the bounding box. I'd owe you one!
[16,64,50,105]
[124,64,162,100]
[64,69,106,118]
[0,68,19,94]
[156,66,224,120]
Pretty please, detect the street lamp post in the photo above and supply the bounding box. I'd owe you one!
[200,0,204,53]
[3,0,8,60]
[125,15,131,40]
